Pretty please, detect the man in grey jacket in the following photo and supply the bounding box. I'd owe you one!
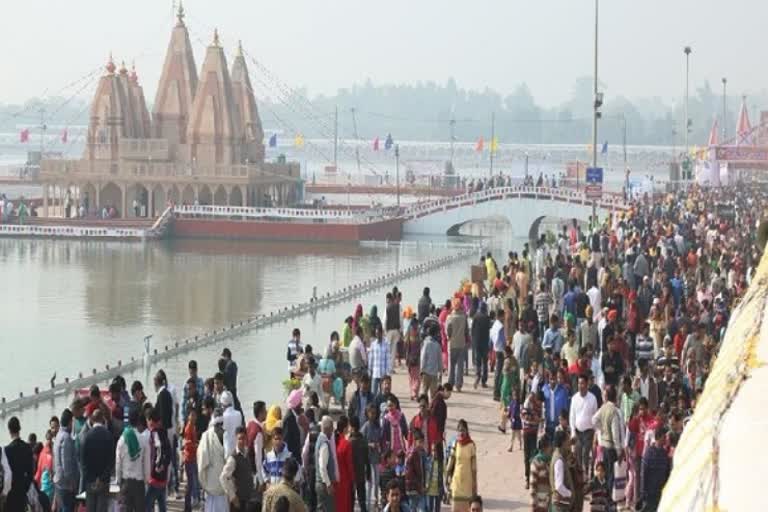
[54,409,78,512]
[446,302,469,392]
[420,323,443,399]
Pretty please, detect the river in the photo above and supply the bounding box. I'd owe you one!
[0,226,522,439]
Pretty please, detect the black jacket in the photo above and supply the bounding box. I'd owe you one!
[5,438,33,511]
[348,389,375,426]
[471,311,491,355]
[81,424,115,486]
[349,431,370,483]
[282,408,302,462]
[155,387,174,432]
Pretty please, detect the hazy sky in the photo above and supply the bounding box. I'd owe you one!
[2,0,765,107]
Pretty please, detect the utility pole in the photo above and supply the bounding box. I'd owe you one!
[350,107,362,173]
[684,46,692,160]
[591,0,599,229]
[722,78,727,141]
[489,112,495,177]
[333,105,338,171]
[449,117,456,169]
[39,107,47,156]
[395,144,400,209]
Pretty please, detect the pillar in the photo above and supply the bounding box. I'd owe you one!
[122,184,128,218]
[43,184,49,217]
[149,187,155,218]
[95,184,100,213]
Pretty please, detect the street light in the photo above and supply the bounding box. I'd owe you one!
[592,0,600,170]
[684,46,692,161]
[722,77,728,141]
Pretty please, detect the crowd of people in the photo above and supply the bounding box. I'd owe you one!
[0,184,762,512]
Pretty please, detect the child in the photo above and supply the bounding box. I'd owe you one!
[182,408,200,512]
[498,345,519,434]
[555,409,569,435]
[404,429,426,511]
[584,461,610,512]
[379,449,403,510]
[361,403,383,511]
[424,442,442,512]
[506,389,523,452]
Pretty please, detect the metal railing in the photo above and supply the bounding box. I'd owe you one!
[401,186,628,220]
[173,204,372,224]
[0,223,148,239]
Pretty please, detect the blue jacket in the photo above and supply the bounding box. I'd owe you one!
[542,383,569,426]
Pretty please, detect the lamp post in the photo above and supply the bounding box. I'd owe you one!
[722,77,727,141]
[395,144,400,209]
[684,46,692,159]
[592,0,599,170]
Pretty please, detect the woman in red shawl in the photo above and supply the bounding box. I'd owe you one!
[352,304,364,332]
[335,416,354,512]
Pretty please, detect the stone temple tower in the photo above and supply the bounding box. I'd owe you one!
[230,41,266,164]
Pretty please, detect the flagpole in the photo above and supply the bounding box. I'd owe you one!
[489,112,495,178]
[39,107,46,156]
[333,105,338,171]
[395,144,400,209]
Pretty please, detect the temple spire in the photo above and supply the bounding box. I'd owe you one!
[736,95,753,145]
[707,118,719,147]
[237,40,244,58]
[213,28,220,47]
[176,0,185,25]
[105,52,116,74]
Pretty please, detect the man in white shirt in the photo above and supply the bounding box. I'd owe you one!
[569,375,598,479]
[586,284,601,322]
[115,408,151,512]
[315,416,337,512]
[221,391,243,459]
[551,430,573,508]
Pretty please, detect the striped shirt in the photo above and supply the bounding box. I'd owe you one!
[369,339,391,379]
[635,335,654,365]
[534,292,553,323]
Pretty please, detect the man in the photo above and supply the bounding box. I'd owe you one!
[469,495,483,512]
[220,427,255,511]
[490,310,506,401]
[221,391,243,459]
[586,282,601,323]
[115,408,150,512]
[246,401,268,492]
[146,408,171,512]
[348,326,368,381]
[315,417,337,512]
[529,437,552,512]
[408,396,439,452]
[627,397,653,502]
[633,358,659,412]
[577,307,599,357]
[419,322,443,400]
[534,281,553,337]
[601,338,625,388]
[348,375,375,428]
[287,328,304,372]
[682,322,709,373]
[542,371,569,441]
[417,287,432,323]
[221,348,241,411]
[635,322,655,367]
[404,429,426,512]
[262,458,306,512]
[154,370,174,435]
[198,409,228,512]
[384,292,402,369]
[369,325,392,395]
[373,376,400,422]
[183,360,205,424]
[471,302,491,389]
[5,416,33,512]
[592,386,624,497]
[264,428,293,486]
[81,410,115,512]
[283,390,304,462]
[549,430,573,512]
[642,428,671,512]
[53,409,78,512]
[542,314,564,356]
[522,392,542,490]
[446,299,469,392]
[348,416,370,512]
[568,375,598,479]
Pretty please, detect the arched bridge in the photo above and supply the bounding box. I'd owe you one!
[401,186,627,238]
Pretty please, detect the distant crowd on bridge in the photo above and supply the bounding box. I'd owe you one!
[0,183,764,512]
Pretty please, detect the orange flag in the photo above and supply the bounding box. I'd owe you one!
[475,137,484,152]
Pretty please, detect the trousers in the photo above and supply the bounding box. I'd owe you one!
[448,348,466,390]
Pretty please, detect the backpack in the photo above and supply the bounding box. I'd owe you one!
[150,429,172,481]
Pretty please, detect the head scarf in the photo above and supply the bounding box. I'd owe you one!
[220,390,233,408]
[403,305,413,319]
[369,305,379,320]
[265,405,282,432]
[286,389,303,410]
[607,309,618,321]
[353,304,363,329]
[457,430,473,446]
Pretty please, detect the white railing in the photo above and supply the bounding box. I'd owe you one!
[173,204,372,223]
[401,186,628,219]
[0,223,147,239]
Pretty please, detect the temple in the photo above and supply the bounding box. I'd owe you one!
[39,4,297,217]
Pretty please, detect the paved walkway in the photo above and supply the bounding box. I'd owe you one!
[388,365,531,512]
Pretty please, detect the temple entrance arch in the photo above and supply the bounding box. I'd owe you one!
[213,185,227,205]
[167,185,180,205]
[100,182,123,217]
[181,185,195,205]
[229,186,243,206]
[127,183,149,217]
[151,184,165,217]
[198,185,213,205]
[81,183,97,216]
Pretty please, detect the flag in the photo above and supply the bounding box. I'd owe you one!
[475,137,484,152]
[20,128,30,143]
[268,133,277,147]
[373,136,380,151]
[489,137,499,154]
[61,128,68,143]
[384,133,393,150]
[294,133,304,148]
[601,141,608,154]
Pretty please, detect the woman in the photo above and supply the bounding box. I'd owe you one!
[264,405,282,453]
[335,416,354,512]
[352,304,364,332]
[446,419,477,512]
[404,319,422,400]
[649,306,667,359]
[367,305,383,341]
[34,430,54,500]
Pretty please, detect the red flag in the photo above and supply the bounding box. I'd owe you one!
[475,137,484,152]
[61,128,68,143]
[373,137,380,151]
[20,128,30,143]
